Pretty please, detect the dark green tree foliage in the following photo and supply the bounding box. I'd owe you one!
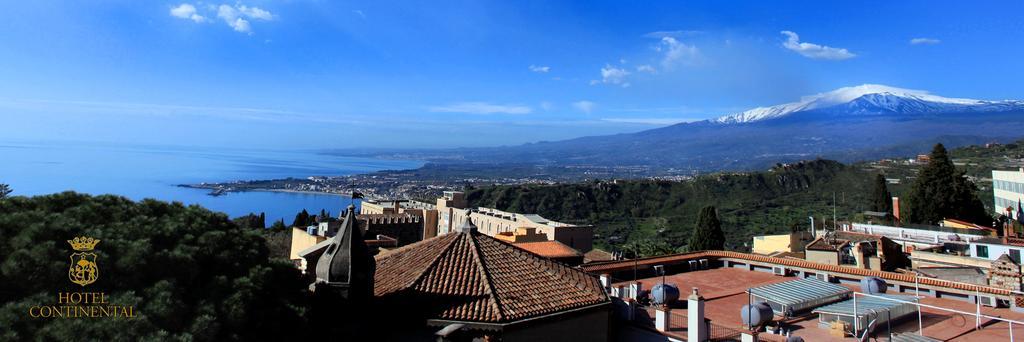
[0,183,11,199]
[688,206,725,251]
[871,174,893,214]
[232,212,266,229]
[0,192,310,341]
[907,144,991,225]
[292,209,311,227]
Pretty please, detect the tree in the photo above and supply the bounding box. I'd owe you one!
[907,143,991,225]
[688,206,725,251]
[0,183,11,199]
[871,174,893,215]
[233,212,267,229]
[292,209,311,227]
[0,192,311,340]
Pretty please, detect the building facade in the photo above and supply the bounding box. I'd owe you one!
[435,191,594,252]
[993,168,1024,219]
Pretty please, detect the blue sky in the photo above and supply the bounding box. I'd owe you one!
[2,1,1023,149]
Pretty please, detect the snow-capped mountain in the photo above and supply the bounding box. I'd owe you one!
[430,84,1024,172]
[713,84,1020,124]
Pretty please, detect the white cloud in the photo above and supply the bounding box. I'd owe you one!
[540,101,553,111]
[428,102,532,115]
[170,4,206,23]
[216,4,274,34]
[780,31,856,60]
[658,36,700,68]
[600,117,695,125]
[238,5,273,20]
[636,65,656,73]
[573,101,595,114]
[529,65,551,73]
[353,10,366,18]
[594,64,631,87]
[644,30,704,38]
[910,37,941,45]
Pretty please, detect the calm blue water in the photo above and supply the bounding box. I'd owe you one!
[0,141,423,223]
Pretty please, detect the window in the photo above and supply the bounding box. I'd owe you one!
[840,246,858,265]
[1012,249,1021,263]
[976,245,989,258]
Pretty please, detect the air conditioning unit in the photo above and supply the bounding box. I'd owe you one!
[698,259,709,269]
[979,296,997,307]
[816,273,831,282]
[772,266,787,276]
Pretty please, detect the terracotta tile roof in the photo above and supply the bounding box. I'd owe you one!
[944,218,996,231]
[584,248,615,263]
[805,231,881,251]
[374,230,609,323]
[805,236,846,251]
[976,236,1024,247]
[581,250,1014,296]
[514,240,582,259]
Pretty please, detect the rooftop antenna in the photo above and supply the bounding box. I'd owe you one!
[809,216,815,238]
[833,192,837,231]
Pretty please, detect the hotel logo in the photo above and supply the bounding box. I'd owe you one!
[67,236,100,286]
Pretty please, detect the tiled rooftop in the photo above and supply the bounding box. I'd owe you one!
[374,230,609,323]
[514,240,582,259]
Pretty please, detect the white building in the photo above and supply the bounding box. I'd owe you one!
[968,237,1024,263]
[993,168,1024,219]
[845,222,990,250]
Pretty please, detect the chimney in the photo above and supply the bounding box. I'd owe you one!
[687,288,707,342]
[1006,207,1016,239]
[891,197,900,221]
[655,305,671,332]
[457,217,477,233]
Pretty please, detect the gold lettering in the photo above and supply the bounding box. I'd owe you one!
[31,292,136,319]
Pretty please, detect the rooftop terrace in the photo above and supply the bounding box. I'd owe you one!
[613,267,1024,341]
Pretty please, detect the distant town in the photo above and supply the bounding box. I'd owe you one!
[180,162,695,200]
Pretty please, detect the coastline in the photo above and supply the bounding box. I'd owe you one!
[261,189,350,197]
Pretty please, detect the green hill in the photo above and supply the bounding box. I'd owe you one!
[468,140,1022,255]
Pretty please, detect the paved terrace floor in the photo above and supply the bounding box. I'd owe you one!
[615,267,1024,341]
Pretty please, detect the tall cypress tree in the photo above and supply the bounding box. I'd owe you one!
[0,183,11,199]
[871,174,893,215]
[292,209,311,227]
[688,206,725,251]
[907,143,991,225]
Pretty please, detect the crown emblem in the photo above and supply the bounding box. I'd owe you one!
[68,236,100,251]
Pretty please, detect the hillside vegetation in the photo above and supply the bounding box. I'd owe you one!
[468,141,1020,254]
[468,159,874,252]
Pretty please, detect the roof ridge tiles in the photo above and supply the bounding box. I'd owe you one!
[403,233,464,295]
[467,231,508,321]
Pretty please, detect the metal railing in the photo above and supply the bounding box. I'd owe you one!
[852,291,1024,341]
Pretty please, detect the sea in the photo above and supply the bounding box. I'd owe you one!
[0,141,423,223]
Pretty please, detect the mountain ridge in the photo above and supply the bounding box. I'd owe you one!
[339,84,1024,174]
